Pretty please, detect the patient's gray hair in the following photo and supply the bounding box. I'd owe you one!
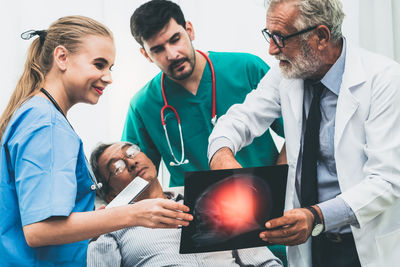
[265,0,345,42]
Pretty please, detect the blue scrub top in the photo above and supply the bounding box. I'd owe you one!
[0,97,95,266]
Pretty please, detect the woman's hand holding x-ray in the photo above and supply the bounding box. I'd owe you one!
[130,198,193,228]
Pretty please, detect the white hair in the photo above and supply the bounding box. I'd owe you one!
[265,0,345,42]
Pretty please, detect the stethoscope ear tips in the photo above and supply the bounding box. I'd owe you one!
[183,159,189,164]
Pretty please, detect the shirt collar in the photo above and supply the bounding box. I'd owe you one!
[320,37,346,96]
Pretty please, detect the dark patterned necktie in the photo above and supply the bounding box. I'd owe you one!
[301,82,324,207]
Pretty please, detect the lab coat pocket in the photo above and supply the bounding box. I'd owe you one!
[376,228,400,266]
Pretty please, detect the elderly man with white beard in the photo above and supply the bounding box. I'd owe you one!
[207,0,400,266]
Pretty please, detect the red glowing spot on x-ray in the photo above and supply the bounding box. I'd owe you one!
[199,177,262,236]
[213,180,257,229]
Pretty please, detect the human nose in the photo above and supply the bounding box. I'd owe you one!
[126,157,139,172]
[102,70,113,84]
[268,39,281,56]
[165,45,178,60]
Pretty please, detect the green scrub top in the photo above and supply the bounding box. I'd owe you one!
[122,51,284,187]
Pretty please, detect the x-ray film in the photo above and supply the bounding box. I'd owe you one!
[180,165,288,254]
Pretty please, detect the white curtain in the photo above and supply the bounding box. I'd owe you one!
[359,0,400,62]
[1,0,399,187]
[340,0,400,62]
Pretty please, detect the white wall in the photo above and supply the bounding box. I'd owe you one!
[0,0,273,155]
[1,0,398,180]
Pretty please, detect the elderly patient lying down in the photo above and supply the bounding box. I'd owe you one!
[87,142,282,267]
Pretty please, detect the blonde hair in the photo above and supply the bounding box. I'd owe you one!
[0,15,113,140]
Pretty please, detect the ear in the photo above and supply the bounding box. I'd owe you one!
[105,191,117,203]
[185,21,195,41]
[53,45,69,71]
[315,25,331,51]
[140,47,153,63]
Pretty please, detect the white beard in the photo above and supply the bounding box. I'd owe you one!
[276,40,323,79]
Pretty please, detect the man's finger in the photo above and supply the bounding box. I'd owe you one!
[264,226,297,238]
[260,231,309,246]
[260,224,295,240]
[265,214,297,229]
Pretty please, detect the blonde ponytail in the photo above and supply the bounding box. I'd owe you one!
[0,38,44,139]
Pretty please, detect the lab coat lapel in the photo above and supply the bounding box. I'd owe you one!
[335,43,366,147]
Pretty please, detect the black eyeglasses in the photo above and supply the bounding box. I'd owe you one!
[261,26,318,48]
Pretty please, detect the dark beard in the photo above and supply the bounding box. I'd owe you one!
[166,47,196,81]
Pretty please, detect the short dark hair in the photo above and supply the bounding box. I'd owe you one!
[130,0,186,46]
[90,142,114,200]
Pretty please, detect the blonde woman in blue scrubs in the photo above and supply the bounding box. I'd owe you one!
[0,16,192,266]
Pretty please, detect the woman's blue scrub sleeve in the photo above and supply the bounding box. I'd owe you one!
[11,122,79,226]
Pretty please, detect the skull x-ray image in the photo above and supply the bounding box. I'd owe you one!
[192,174,271,247]
[180,165,288,254]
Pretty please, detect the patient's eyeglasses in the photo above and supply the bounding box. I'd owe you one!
[261,26,318,48]
[107,144,141,182]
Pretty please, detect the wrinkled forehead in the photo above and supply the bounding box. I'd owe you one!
[105,143,129,157]
[267,1,299,32]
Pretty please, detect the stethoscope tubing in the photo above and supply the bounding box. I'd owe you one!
[40,88,102,191]
[161,50,216,166]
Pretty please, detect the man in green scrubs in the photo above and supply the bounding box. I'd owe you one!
[122,1,287,263]
[122,0,285,188]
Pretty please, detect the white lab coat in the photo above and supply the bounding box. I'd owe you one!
[208,42,400,267]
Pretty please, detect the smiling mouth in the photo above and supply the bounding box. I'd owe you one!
[93,86,104,95]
